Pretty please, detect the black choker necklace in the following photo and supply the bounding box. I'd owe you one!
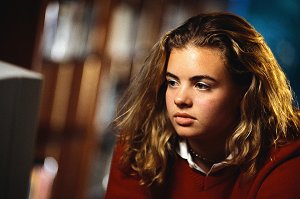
[188,146,220,165]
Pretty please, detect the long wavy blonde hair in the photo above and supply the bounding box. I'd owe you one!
[113,12,300,186]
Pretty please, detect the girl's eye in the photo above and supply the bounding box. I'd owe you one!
[166,79,178,87]
[195,82,210,90]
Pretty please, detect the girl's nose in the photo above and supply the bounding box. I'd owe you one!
[174,89,192,108]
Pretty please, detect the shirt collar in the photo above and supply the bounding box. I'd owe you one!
[176,138,232,175]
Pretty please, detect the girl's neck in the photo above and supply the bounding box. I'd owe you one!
[187,138,227,166]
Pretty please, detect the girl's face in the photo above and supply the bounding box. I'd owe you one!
[165,46,243,143]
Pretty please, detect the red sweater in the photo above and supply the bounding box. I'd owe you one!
[105,139,300,199]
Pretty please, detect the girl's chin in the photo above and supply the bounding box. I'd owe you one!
[175,131,204,138]
[174,128,210,140]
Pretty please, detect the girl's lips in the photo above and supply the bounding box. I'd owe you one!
[174,112,195,126]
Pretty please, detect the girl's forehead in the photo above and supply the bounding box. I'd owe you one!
[166,46,232,83]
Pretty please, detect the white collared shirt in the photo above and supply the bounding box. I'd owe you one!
[176,139,232,176]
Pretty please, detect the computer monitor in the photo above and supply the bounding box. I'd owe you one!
[0,61,43,199]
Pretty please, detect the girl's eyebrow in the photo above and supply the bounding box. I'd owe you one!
[190,75,217,83]
[166,72,217,82]
[166,72,179,80]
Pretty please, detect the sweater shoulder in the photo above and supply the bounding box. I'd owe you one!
[256,156,300,198]
[104,142,152,199]
[246,139,300,198]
